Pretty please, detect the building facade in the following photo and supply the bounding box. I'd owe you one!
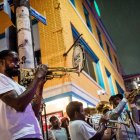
[0,0,125,117]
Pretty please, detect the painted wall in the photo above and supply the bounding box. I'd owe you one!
[0,0,126,105]
[30,0,125,101]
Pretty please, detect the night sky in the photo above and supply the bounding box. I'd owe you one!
[96,0,140,75]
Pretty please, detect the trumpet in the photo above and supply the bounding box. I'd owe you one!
[129,87,140,97]
[126,86,140,108]
[19,66,84,87]
[21,66,81,78]
[107,120,130,128]
[86,115,130,129]
[19,42,85,87]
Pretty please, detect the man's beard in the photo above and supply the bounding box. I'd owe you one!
[5,67,20,77]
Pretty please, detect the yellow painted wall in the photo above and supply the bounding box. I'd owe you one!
[30,0,126,101]
[0,0,125,102]
[60,1,125,97]
[0,10,13,34]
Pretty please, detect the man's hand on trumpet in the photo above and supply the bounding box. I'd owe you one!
[125,92,134,104]
[35,64,48,81]
[98,115,109,131]
[99,115,109,124]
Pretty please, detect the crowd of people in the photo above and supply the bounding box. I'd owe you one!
[0,49,140,140]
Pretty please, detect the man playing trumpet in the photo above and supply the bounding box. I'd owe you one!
[127,87,140,124]
[0,50,48,140]
[126,87,140,139]
[106,92,140,140]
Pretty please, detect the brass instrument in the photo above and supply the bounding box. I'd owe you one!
[20,66,81,80]
[86,116,130,129]
[96,101,111,114]
[20,43,85,87]
[107,120,130,128]
[126,87,140,109]
[129,87,140,98]
[20,66,83,87]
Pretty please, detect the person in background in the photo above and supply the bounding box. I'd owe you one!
[84,107,93,127]
[107,93,140,140]
[49,116,68,140]
[91,101,110,131]
[0,50,48,140]
[91,101,113,140]
[61,117,71,140]
[66,101,108,140]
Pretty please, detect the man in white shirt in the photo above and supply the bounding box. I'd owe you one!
[66,101,108,140]
[0,50,48,140]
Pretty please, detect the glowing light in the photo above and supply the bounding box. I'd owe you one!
[94,0,101,17]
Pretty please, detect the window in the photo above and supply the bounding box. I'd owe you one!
[114,56,119,72]
[70,0,75,7]
[115,81,128,109]
[106,42,112,62]
[96,27,103,49]
[84,51,97,81]
[34,50,41,65]
[105,68,115,95]
[116,81,124,95]
[71,25,105,88]
[0,33,7,51]
[96,61,105,89]
[84,51,105,88]
[32,20,41,66]
[0,26,17,52]
[83,5,92,32]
